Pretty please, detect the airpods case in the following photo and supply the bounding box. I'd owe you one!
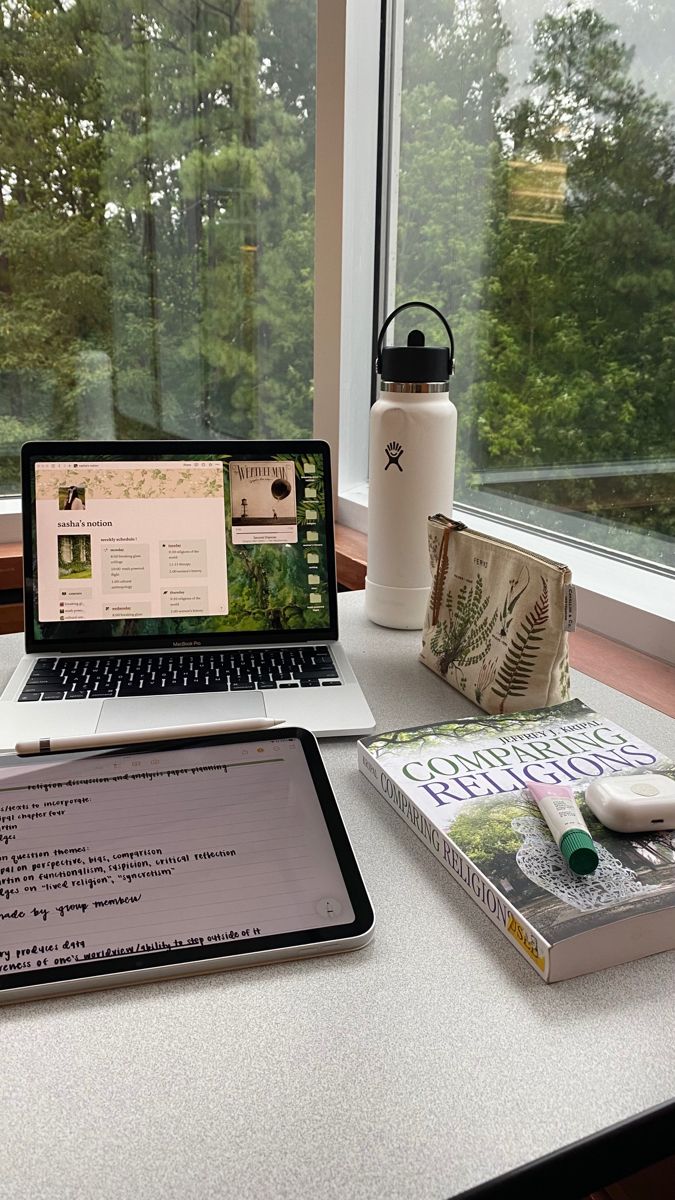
[585,774,675,833]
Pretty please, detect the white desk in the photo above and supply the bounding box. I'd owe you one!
[2,591,675,1200]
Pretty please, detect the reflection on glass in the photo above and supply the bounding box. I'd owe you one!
[394,0,675,567]
[507,159,566,224]
[0,0,317,493]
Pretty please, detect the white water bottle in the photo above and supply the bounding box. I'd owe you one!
[365,301,457,630]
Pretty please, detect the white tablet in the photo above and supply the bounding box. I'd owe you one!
[0,727,374,1004]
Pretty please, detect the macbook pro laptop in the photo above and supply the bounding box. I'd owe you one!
[0,440,375,746]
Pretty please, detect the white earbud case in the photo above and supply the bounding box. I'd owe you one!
[585,774,675,833]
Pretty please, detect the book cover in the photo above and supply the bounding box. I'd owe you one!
[358,699,675,981]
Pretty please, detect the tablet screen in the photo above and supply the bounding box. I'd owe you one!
[0,731,372,998]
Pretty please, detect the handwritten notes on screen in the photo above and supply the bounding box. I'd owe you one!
[0,739,354,978]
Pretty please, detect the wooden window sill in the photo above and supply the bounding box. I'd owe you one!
[0,543,23,634]
[0,543,23,591]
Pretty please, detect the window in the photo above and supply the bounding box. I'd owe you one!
[2,0,673,659]
[348,0,674,656]
[0,0,318,496]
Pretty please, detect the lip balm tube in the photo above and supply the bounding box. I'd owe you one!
[527,783,599,875]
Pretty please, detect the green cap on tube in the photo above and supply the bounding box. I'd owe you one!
[560,828,599,876]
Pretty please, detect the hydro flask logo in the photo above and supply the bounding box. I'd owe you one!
[384,441,404,471]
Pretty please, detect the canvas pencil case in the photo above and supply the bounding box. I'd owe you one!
[420,514,575,715]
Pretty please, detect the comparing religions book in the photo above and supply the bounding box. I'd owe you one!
[358,699,675,981]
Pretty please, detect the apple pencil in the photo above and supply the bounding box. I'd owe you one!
[15,717,284,757]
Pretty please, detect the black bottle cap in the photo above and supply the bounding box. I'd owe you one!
[380,329,451,384]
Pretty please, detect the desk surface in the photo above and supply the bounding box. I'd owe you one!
[2,591,675,1200]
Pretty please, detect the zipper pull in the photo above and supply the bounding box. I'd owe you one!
[429,514,467,531]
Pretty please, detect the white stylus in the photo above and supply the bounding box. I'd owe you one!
[15,717,284,756]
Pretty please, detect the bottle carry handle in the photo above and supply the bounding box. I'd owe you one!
[376,301,455,375]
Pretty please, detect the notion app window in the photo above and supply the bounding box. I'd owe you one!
[34,461,228,624]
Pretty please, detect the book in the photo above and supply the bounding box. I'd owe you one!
[358,699,675,982]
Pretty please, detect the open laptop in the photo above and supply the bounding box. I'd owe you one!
[0,440,375,746]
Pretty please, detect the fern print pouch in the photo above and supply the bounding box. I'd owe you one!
[420,515,574,715]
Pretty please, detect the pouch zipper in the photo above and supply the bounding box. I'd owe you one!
[429,513,569,573]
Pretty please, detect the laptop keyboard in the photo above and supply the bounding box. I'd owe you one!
[18,647,341,702]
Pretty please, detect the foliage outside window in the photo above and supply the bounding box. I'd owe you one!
[390,0,675,569]
[0,0,317,493]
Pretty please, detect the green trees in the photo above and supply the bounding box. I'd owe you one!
[395,2,675,552]
[448,797,528,867]
[2,0,673,557]
[489,6,675,466]
[0,0,316,488]
[0,0,106,453]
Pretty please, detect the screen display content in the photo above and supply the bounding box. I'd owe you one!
[0,735,357,989]
[27,444,332,646]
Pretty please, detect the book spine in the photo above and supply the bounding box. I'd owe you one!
[358,742,551,981]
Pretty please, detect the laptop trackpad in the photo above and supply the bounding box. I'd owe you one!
[96,692,266,734]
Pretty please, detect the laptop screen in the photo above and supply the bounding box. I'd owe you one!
[22,441,338,652]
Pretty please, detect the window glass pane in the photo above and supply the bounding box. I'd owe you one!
[0,0,316,495]
[390,0,675,569]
